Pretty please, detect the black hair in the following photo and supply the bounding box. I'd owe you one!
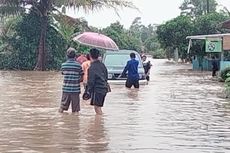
[67,48,76,58]
[90,48,100,60]
[86,54,90,60]
[212,56,215,59]
[130,53,136,59]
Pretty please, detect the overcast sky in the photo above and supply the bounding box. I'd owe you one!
[66,0,230,28]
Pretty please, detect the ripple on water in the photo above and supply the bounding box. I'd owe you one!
[0,60,230,153]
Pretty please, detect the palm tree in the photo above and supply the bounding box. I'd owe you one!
[0,0,135,70]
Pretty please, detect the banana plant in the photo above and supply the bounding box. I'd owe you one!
[0,0,136,70]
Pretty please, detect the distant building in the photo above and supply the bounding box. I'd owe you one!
[220,19,230,29]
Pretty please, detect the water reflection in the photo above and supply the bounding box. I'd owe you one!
[85,115,108,153]
[127,89,139,101]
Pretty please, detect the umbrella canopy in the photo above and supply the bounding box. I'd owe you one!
[73,32,119,50]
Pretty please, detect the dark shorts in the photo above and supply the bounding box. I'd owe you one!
[90,92,107,107]
[60,92,80,112]
[146,75,150,81]
[126,79,139,88]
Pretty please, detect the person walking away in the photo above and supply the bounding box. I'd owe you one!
[81,54,91,89]
[142,55,152,81]
[59,48,83,114]
[121,53,139,88]
[212,56,218,77]
[87,48,109,115]
[76,54,87,64]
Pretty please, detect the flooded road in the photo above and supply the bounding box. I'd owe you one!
[0,59,230,153]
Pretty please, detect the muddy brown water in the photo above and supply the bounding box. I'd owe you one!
[0,59,230,153]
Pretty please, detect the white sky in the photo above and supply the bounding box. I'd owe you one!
[66,0,230,28]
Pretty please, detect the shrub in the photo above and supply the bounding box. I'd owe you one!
[220,67,230,81]
[0,11,67,70]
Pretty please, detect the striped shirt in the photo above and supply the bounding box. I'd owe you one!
[61,59,83,93]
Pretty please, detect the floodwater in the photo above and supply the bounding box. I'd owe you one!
[0,59,230,153]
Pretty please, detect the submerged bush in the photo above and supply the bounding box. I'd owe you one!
[220,67,230,81]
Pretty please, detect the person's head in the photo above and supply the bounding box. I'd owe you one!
[66,47,76,59]
[212,56,215,60]
[89,48,100,60]
[86,54,90,61]
[130,53,136,59]
[142,55,147,61]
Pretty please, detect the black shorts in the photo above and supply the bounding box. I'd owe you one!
[90,92,107,107]
[126,79,139,88]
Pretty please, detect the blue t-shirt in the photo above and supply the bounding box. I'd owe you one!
[122,58,139,80]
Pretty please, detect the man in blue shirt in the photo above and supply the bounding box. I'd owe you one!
[121,53,139,88]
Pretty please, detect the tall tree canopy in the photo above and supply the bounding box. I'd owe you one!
[180,0,218,17]
[102,21,142,51]
[156,15,194,59]
[0,0,135,70]
[156,12,228,59]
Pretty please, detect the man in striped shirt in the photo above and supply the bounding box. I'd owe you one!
[59,48,83,114]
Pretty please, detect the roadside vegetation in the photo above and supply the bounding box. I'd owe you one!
[0,0,230,70]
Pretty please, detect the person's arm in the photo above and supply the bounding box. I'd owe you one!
[104,64,108,81]
[79,65,84,82]
[87,67,95,93]
[147,61,151,74]
[121,61,130,77]
[61,63,65,75]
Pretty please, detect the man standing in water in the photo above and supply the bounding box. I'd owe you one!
[59,48,83,114]
[87,48,108,115]
[121,53,139,88]
[142,55,152,81]
[211,56,218,77]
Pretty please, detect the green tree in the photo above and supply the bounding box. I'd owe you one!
[194,12,228,35]
[156,15,194,59]
[0,0,135,70]
[102,22,142,51]
[0,16,20,53]
[180,0,218,17]
[129,17,160,53]
[189,12,228,58]
[0,11,67,70]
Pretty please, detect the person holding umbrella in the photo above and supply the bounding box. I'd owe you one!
[87,48,109,115]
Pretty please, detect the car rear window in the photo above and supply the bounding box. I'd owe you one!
[104,54,142,67]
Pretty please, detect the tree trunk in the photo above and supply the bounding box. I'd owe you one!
[34,16,48,71]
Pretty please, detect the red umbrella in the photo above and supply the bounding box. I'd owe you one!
[73,32,119,50]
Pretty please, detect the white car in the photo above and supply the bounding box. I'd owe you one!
[102,50,147,85]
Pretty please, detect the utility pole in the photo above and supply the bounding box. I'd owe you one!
[207,0,210,14]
